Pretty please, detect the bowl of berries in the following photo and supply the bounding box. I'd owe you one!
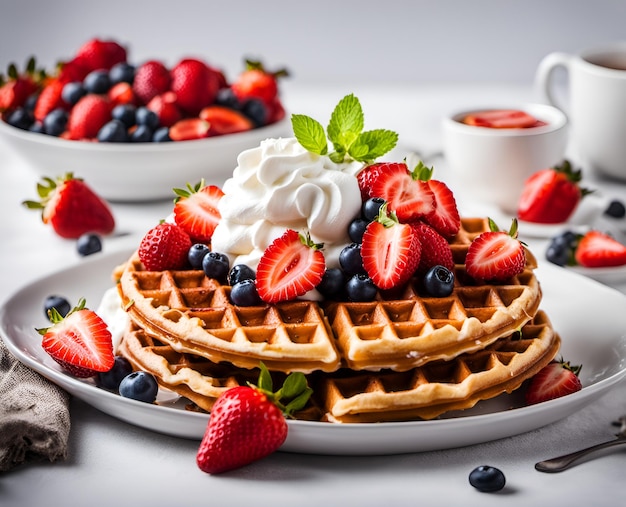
[0,38,291,202]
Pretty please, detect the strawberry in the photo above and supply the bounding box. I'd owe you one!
[146,91,181,127]
[67,94,111,139]
[255,229,326,303]
[173,181,224,243]
[199,105,253,135]
[33,78,67,122]
[368,162,436,223]
[424,179,461,238]
[138,222,192,271]
[74,38,127,73]
[169,118,210,141]
[414,222,454,276]
[22,173,115,239]
[0,59,41,112]
[133,60,171,105]
[37,297,114,378]
[463,109,545,128]
[108,81,135,106]
[357,162,398,201]
[196,363,312,474]
[525,359,582,405]
[517,160,591,224]
[465,218,526,282]
[574,230,626,268]
[170,58,220,116]
[231,59,288,106]
[361,205,422,290]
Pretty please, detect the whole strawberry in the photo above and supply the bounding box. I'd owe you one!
[67,94,111,139]
[73,38,127,73]
[0,58,40,113]
[231,59,288,107]
[133,60,171,105]
[138,222,192,271]
[22,173,115,239]
[196,363,312,474]
[170,58,220,116]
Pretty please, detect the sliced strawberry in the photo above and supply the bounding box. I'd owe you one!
[357,162,402,201]
[108,81,136,106]
[465,218,526,282]
[361,206,422,290]
[414,222,454,276]
[463,109,544,129]
[574,230,626,268]
[138,222,192,271]
[169,118,210,141]
[38,298,114,378]
[369,162,435,223]
[525,359,582,405]
[146,91,181,128]
[255,229,326,303]
[199,105,254,136]
[424,179,461,238]
[173,181,224,243]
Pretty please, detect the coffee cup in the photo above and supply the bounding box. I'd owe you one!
[535,43,626,181]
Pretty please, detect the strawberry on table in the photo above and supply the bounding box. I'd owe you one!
[37,297,114,378]
[255,229,326,303]
[574,230,626,268]
[517,160,591,224]
[361,204,422,290]
[22,173,115,239]
[196,363,312,474]
[465,218,526,282]
[138,222,192,271]
[173,180,224,243]
[525,358,582,405]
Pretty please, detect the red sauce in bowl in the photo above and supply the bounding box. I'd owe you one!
[462,110,547,128]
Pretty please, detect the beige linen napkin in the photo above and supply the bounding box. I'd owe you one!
[0,337,70,472]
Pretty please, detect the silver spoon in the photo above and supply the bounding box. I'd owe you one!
[535,416,626,473]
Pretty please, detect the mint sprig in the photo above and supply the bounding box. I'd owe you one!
[291,93,398,164]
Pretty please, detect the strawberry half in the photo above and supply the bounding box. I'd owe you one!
[424,179,461,238]
[463,109,544,128]
[574,230,626,268]
[173,181,224,243]
[361,205,422,290]
[199,105,254,136]
[38,298,114,378]
[465,218,526,282]
[517,160,591,224]
[356,162,399,201]
[525,359,582,405]
[169,118,210,141]
[22,173,115,239]
[255,229,326,303]
[138,222,192,271]
[196,363,311,474]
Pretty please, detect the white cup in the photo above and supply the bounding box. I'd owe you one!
[441,104,568,213]
[536,43,626,181]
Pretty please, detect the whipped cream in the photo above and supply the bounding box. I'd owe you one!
[211,137,365,271]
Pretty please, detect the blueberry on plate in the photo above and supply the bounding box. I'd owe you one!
[76,233,103,256]
[43,295,71,319]
[468,465,506,492]
[119,371,159,403]
[97,356,133,391]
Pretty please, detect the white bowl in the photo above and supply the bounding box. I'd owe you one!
[0,117,291,202]
[441,103,568,214]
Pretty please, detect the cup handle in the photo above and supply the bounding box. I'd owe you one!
[534,52,572,114]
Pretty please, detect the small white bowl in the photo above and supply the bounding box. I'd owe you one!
[441,103,568,214]
[0,117,291,202]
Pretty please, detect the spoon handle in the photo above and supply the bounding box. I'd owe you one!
[535,437,626,473]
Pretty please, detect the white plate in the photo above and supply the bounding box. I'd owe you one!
[1,249,626,456]
[567,264,626,284]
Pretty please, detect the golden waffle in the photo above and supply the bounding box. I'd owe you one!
[117,217,541,373]
[117,311,559,423]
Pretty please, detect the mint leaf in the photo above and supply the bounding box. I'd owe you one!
[327,94,364,152]
[292,114,328,155]
[347,129,399,162]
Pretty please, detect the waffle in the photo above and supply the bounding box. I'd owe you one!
[117,217,541,373]
[117,311,559,422]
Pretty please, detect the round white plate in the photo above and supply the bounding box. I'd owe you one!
[1,249,626,456]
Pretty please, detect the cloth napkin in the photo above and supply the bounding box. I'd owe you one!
[0,337,70,472]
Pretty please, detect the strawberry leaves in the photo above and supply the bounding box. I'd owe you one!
[253,362,313,418]
[291,93,398,164]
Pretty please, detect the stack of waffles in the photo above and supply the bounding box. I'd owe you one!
[115,217,561,423]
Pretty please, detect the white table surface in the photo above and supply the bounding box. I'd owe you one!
[2,83,626,507]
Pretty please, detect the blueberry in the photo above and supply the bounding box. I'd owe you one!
[188,243,211,269]
[348,217,369,244]
[362,197,386,221]
[118,371,159,403]
[242,98,267,126]
[61,81,86,105]
[136,107,160,129]
[468,465,506,493]
[6,107,33,130]
[202,251,230,283]
[339,243,366,275]
[97,356,133,391]
[230,279,263,306]
[42,108,68,136]
[604,199,626,219]
[551,230,578,249]
[109,62,135,84]
[152,126,172,142]
[345,274,377,302]
[29,121,44,134]
[130,124,153,143]
[545,243,570,266]
[422,265,455,297]
[83,69,111,94]
[97,119,129,142]
[76,233,102,256]
[215,88,241,109]
[44,295,71,319]
[112,104,136,128]
[24,93,39,112]
[316,268,346,298]
[228,264,256,285]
